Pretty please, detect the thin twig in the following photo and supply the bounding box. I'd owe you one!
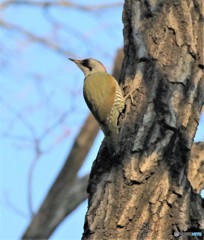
[0,20,72,56]
[39,111,69,140]
[0,95,37,139]
[1,190,29,220]
[28,142,42,217]
[0,0,122,11]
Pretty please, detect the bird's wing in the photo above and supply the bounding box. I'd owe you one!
[83,72,116,123]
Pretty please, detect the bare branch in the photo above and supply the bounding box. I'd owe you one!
[55,114,99,188]
[22,114,99,238]
[0,19,72,56]
[1,133,34,144]
[39,111,69,140]
[28,151,41,217]
[0,96,37,139]
[22,174,89,239]
[1,190,29,220]
[1,0,122,11]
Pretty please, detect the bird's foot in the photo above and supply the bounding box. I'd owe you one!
[124,88,135,105]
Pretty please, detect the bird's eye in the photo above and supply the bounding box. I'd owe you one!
[82,59,92,71]
[82,59,88,67]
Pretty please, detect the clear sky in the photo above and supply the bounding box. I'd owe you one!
[0,1,203,240]
[0,1,124,239]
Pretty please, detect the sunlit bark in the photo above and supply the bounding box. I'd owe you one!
[83,1,204,239]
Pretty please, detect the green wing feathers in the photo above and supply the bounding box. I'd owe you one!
[83,72,125,152]
[84,73,117,123]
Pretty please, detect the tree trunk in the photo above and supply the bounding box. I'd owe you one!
[188,142,204,194]
[82,1,204,239]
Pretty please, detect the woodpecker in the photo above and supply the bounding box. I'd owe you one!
[69,58,125,153]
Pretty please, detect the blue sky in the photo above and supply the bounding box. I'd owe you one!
[0,1,203,240]
[0,1,123,239]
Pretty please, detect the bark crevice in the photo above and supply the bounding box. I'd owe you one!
[83,1,204,239]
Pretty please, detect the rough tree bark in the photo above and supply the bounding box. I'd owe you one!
[188,142,204,194]
[83,1,204,240]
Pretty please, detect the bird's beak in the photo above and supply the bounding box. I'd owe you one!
[68,58,81,64]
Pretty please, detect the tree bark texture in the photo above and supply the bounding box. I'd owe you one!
[83,1,204,240]
[188,142,204,194]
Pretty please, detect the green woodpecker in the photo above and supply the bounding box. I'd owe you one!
[69,58,125,153]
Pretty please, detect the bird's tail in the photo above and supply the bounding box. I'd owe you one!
[105,86,125,154]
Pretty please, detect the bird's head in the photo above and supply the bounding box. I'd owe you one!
[69,58,107,77]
